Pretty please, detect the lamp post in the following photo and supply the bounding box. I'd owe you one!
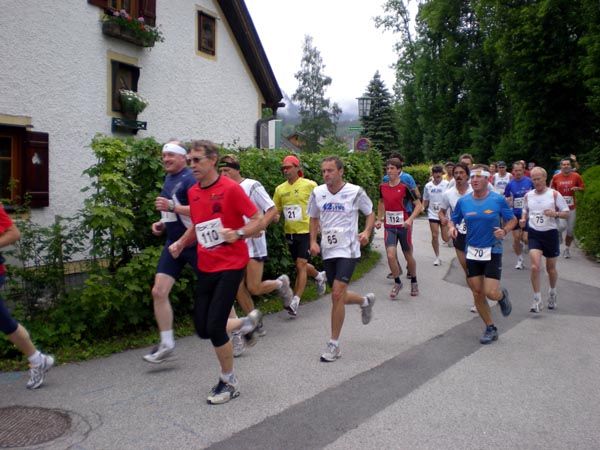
[357,96,372,118]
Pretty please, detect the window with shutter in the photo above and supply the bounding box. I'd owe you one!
[0,126,48,208]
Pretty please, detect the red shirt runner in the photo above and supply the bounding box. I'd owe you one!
[550,172,585,210]
[379,182,413,228]
[0,205,14,276]
[187,176,257,272]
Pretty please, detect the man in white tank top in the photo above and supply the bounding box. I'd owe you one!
[520,167,570,313]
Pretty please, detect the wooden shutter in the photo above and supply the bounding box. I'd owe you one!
[139,0,156,26]
[23,131,49,208]
[88,0,109,8]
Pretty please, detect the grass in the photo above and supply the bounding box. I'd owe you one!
[0,249,381,372]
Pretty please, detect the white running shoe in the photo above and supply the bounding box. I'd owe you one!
[27,354,54,389]
[515,258,524,270]
[320,342,341,362]
[316,271,327,296]
[232,332,245,357]
[433,257,441,266]
[470,304,477,313]
[143,343,175,364]
[563,247,571,259]
[361,293,376,324]
[530,298,543,313]
[287,296,300,317]
[277,274,293,307]
[548,292,558,310]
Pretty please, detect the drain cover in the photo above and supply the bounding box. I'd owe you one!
[0,406,71,448]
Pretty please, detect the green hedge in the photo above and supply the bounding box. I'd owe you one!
[1,141,383,359]
[574,165,600,259]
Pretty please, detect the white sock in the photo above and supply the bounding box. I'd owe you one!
[28,350,42,367]
[220,372,235,383]
[329,339,339,347]
[549,287,557,295]
[361,297,369,307]
[316,272,324,281]
[160,330,175,348]
[534,292,541,301]
[292,295,300,304]
[275,279,283,289]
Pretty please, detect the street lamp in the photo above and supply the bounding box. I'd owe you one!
[357,96,372,118]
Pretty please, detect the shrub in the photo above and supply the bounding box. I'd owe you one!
[574,166,600,259]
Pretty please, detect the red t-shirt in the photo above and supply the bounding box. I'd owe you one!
[379,182,413,228]
[0,205,14,276]
[550,172,585,210]
[188,175,258,272]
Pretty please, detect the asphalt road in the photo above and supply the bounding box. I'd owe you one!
[1,218,599,449]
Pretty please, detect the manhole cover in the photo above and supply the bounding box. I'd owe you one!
[0,406,71,448]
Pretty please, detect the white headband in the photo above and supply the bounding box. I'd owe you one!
[470,170,490,178]
[162,143,187,156]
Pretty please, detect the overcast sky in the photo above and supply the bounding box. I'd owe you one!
[244,0,403,115]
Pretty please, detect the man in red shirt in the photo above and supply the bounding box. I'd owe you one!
[550,157,585,258]
[1,204,55,389]
[169,140,264,405]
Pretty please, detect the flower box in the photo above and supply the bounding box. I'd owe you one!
[102,21,153,47]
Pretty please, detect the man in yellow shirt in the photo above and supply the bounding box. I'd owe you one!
[273,155,327,316]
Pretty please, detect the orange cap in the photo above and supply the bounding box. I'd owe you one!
[282,155,303,177]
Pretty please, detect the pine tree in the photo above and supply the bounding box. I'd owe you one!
[292,35,340,152]
[361,72,399,160]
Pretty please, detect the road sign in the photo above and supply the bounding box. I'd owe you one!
[348,126,363,131]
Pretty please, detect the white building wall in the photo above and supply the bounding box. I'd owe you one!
[0,0,263,225]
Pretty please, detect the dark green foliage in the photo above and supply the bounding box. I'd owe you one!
[361,72,400,160]
[574,166,600,258]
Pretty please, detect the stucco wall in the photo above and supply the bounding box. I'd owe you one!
[0,0,263,225]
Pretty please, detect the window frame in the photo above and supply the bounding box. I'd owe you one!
[197,10,217,57]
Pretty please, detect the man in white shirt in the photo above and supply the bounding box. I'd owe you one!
[423,165,449,266]
[308,156,375,363]
[521,167,570,313]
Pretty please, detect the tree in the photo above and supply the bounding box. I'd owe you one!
[361,72,400,159]
[292,35,340,152]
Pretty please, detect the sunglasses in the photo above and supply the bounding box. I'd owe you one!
[189,156,209,164]
[281,165,295,170]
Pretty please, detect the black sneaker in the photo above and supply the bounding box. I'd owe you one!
[498,288,512,316]
[480,325,498,344]
[207,378,240,405]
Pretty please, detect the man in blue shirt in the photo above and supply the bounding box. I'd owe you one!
[504,162,534,269]
[144,141,197,363]
[450,164,517,344]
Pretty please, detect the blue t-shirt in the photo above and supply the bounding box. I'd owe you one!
[160,167,196,242]
[452,191,515,254]
[400,171,418,213]
[504,177,534,217]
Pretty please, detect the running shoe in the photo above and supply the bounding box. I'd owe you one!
[563,247,571,259]
[207,378,240,405]
[386,273,394,279]
[232,332,245,357]
[143,343,175,364]
[547,292,557,310]
[479,325,498,344]
[361,293,376,324]
[286,296,300,316]
[316,271,327,296]
[241,309,262,347]
[470,304,477,313]
[530,298,543,313]
[26,353,54,390]
[515,258,524,270]
[498,288,512,316]
[277,274,293,308]
[433,257,441,266]
[410,282,419,297]
[320,342,341,362]
[389,282,402,299]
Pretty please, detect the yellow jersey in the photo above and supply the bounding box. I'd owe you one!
[273,177,317,234]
